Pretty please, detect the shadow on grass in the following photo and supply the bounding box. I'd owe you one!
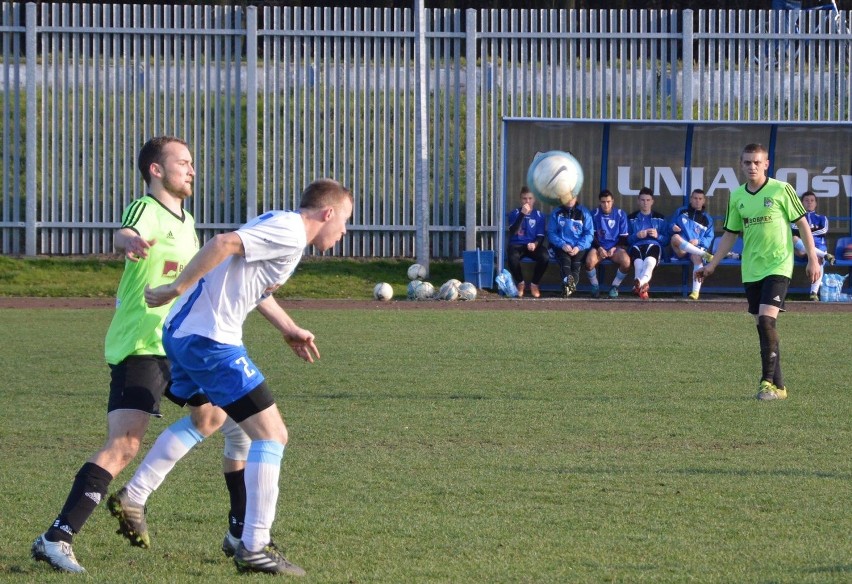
[530,466,851,481]
[803,564,852,574]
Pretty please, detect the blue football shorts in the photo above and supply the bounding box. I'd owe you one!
[163,330,266,408]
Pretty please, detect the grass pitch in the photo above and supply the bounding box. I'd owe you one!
[1,306,850,583]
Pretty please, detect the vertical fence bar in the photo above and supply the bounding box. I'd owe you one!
[682,9,693,121]
[465,9,477,251]
[25,2,36,255]
[414,0,429,269]
[246,6,257,220]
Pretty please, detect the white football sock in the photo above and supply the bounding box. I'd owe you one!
[633,259,645,284]
[125,416,204,506]
[692,265,703,294]
[242,440,285,552]
[679,239,705,257]
[794,239,827,258]
[639,257,657,286]
[586,269,599,287]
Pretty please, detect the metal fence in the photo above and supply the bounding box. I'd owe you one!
[1,3,850,257]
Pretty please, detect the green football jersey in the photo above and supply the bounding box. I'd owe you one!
[723,178,806,283]
[104,195,199,365]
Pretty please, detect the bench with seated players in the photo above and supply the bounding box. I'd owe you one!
[515,234,851,297]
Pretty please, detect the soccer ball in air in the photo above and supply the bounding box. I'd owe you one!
[457,282,477,301]
[373,282,393,301]
[407,263,427,280]
[407,280,435,300]
[526,150,584,207]
[435,280,460,301]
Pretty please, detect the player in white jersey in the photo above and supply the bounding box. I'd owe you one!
[144,178,353,576]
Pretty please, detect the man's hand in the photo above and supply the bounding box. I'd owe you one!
[284,328,320,363]
[694,264,715,283]
[521,202,532,215]
[145,283,179,308]
[806,257,821,284]
[125,236,156,262]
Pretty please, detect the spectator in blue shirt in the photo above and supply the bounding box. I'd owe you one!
[628,187,669,300]
[585,189,631,298]
[547,196,593,297]
[668,188,715,300]
[792,190,835,300]
[506,186,549,298]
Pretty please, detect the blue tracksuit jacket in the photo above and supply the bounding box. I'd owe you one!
[627,210,670,247]
[667,206,714,251]
[507,207,547,246]
[548,204,594,250]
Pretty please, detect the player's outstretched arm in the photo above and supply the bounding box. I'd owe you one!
[145,232,245,307]
[257,295,320,363]
[114,227,156,262]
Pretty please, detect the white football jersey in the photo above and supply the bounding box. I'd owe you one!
[166,210,306,345]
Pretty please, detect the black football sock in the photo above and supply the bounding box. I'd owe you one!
[773,339,784,389]
[224,469,246,538]
[756,315,779,384]
[46,462,113,543]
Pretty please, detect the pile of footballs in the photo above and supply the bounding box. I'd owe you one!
[372,264,477,302]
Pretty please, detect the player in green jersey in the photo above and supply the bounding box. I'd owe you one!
[32,137,230,573]
[696,143,820,401]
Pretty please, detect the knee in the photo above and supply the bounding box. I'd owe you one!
[104,436,142,467]
[276,425,289,446]
[757,315,776,332]
[190,405,228,437]
[221,417,252,461]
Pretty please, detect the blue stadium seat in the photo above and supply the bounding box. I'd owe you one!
[711,236,743,265]
[835,236,852,267]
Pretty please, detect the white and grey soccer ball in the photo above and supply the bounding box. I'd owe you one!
[526,150,584,207]
[407,263,427,280]
[435,280,460,301]
[407,280,435,300]
[373,282,393,301]
[457,282,477,301]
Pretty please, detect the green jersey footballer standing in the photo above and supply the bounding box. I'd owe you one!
[32,137,226,573]
[696,143,820,401]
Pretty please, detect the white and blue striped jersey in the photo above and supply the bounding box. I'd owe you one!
[165,210,306,346]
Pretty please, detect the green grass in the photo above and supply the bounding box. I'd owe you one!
[0,256,466,299]
[1,307,850,583]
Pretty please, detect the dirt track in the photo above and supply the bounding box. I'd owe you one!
[1,295,850,313]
